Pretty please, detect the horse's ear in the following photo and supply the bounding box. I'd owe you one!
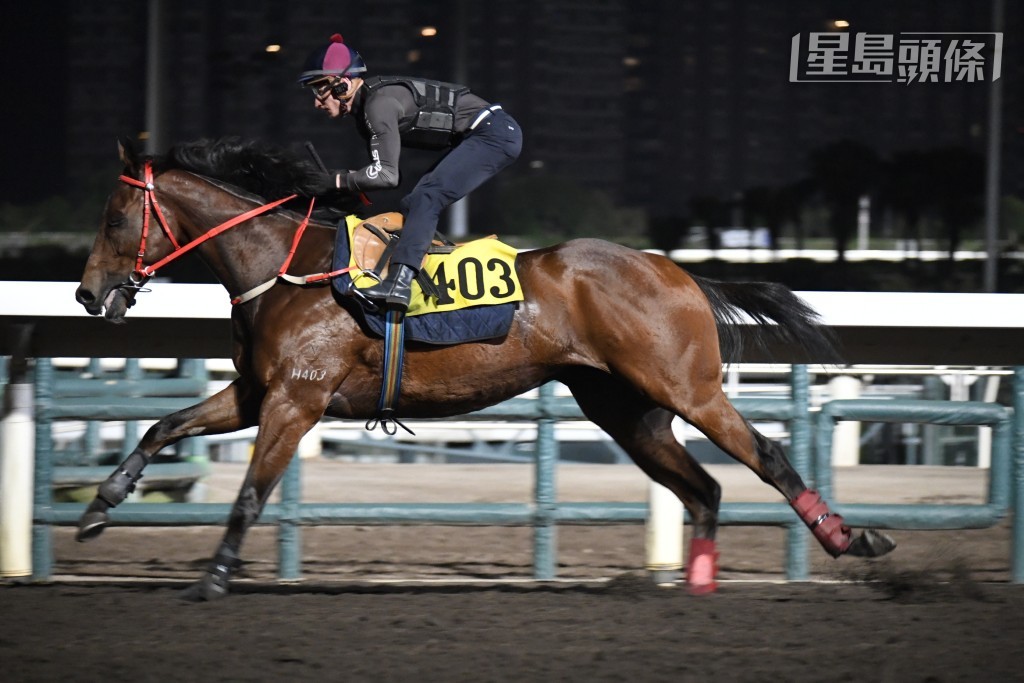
[117,136,139,175]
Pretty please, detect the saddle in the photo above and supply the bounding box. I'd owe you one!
[350,212,455,300]
[331,212,522,339]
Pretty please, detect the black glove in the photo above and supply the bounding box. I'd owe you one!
[307,170,342,196]
[312,170,336,195]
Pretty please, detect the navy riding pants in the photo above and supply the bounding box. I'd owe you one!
[391,109,522,270]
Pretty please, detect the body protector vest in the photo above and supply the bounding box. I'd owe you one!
[364,75,471,150]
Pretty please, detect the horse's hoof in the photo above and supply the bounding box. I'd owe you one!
[845,529,897,558]
[180,574,230,602]
[75,505,110,543]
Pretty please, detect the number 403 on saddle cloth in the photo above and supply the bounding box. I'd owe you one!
[344,215,524,317]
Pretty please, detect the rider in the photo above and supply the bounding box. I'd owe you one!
[299,33,523,310]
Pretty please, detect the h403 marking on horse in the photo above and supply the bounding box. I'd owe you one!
[290,368,328,382]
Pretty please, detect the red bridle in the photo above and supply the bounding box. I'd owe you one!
[117,160,301,283]
[115,160,363,306]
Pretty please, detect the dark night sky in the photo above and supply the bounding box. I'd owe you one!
[1,3,69,203]
[0,1,1018,207]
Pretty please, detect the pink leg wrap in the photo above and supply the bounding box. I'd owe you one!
[791,489,852,558]
[686,538,719,595]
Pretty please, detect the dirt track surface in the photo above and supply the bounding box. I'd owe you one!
[5,461,1024,681]
[4,580,1024,683]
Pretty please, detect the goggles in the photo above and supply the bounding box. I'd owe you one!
[307,77,355,103]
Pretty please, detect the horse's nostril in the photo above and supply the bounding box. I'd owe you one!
[75,286,95,305]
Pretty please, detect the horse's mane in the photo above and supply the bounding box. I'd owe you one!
[153,137,357,215]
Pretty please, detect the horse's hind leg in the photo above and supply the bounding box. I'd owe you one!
[562,370,722,594]
[676,385,895,560]
[76,378,263,541]
[182,388,327,601]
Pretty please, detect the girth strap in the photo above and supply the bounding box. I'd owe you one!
[365,309,415,436]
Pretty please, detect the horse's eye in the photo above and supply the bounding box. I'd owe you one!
[107,214,126,228]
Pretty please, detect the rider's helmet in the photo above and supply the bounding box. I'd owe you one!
[298,33,367,87]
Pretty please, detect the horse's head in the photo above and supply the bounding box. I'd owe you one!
[76,136,364,321]
[75,138,181,322]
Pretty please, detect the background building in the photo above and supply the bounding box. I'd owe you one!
[3,0,1021,252]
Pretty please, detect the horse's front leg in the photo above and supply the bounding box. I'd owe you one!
[76,378,262,541]
[182,388,329,601]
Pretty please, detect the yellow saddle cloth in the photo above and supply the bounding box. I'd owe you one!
[344,214,524,317]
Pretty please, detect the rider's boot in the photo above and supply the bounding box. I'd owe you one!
[362,263,417,310]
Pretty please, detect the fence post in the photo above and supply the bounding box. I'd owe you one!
[645,475,684,585]
[0,325,35,578]
[121,360,141,469]
[278,452,302,580]
[31,358,55,580]
[828,375,862,466]
[786,364,811,580]
[83,358,103,465]
[176,359,208,463]
[1013,366,1024,583]
[533,382,558,580]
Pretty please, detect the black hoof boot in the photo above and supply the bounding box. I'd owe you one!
[97,451,149,507]
[76,498,111,542]
[180,572,232,602]
[361,263,416,309]
[77,452,150,542]
[181,549,242,602]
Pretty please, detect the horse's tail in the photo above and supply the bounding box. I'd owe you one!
[692,275,843,364]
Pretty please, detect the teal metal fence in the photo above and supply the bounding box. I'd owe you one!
[29,360,1024,583]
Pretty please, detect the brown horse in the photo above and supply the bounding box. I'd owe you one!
[74,137,894,600]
